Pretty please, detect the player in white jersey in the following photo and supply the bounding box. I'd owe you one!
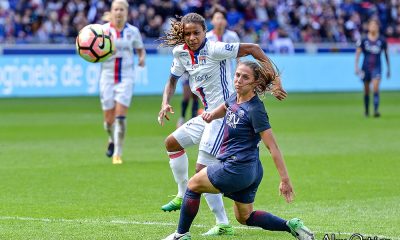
[157,13,287,237]
[100,0,146,165]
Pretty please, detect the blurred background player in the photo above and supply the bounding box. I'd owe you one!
[163,60,313,240]
[100,0,146,164]
[177,73,199,128]
[158,13,287,236]
[206,5,240,76]
[355,19,390,118]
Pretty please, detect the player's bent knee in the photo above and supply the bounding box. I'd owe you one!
[164,135,183,152]
[235,213,250,225]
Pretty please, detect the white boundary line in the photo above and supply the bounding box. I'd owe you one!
[0,216,398,240]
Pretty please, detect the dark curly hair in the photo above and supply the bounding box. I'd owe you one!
[158,13,206,48]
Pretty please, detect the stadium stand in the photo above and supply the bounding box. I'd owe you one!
[1,0,399,46]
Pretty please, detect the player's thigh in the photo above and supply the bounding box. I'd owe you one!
[115,102,129,116]
[114,79,133,109]
[372,78,381,92]
[199,117,225,156]
[172,115,205,149]
[233,201,254,224]
[188,167,220,194]
[99,76,115,111]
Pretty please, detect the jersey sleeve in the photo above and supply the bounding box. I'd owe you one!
[170,48,186,78]
[210,41,239,61]
[250,101,271,133]
[131,27,144,49]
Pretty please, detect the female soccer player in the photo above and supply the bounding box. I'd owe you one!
[163,61,314,240]
[355,19,390,117]
[100,0,146,164]
[158,13,286,236]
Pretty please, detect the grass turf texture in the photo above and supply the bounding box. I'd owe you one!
[0,92,399,240]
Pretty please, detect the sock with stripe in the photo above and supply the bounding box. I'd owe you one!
[168,150,188,198]
[191,98,199,118]
[181,99,189,118]
[114,116,126,157]
[177,189,201,234]
[104,121,115,143]
[373,92,379,113]
[246,211,291,232]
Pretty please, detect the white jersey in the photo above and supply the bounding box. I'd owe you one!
[101,22,144,83]
[206,29,240,43]
[171,39,239,111]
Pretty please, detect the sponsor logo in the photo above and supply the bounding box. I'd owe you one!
[192,74,211,82]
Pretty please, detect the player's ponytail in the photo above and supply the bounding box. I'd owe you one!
[240,59,280,96]
[159,13,206,48]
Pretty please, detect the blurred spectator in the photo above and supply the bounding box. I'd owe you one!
[0,0,399,45]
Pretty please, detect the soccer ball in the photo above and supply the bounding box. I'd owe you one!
[76,24,115,63]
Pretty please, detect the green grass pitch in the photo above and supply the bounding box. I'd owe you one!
[0,92,399,240]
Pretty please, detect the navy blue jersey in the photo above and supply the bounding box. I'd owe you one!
[217,93,271,163]
[357,37,387,72]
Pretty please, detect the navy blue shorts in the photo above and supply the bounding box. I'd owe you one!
[207,160,263,204]
[362,68,381,82]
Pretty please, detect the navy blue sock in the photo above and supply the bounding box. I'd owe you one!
[191,99,199,118]
[181,100,189,118]
[246,211,291,233]
[373,92,379,113]
[364,94,370,115]
[177,189,201,234]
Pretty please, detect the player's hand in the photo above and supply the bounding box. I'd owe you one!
[202,112,213,123]
[158,104,174,126]
[279,179,294,203]
[355,68,360,76]
[271,77,287,101]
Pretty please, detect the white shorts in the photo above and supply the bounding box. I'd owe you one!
[99,73,133,111]
[172,115,225,165]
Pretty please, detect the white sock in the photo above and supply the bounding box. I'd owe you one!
[204,193,229,225]
[104,122,115,143]
[114,116,126,157]
[168,150,188,198]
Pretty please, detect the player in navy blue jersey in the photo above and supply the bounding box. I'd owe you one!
[355,19,390,117]
[162,60,314,240]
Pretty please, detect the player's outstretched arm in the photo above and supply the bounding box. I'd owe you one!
[384,48,390,79]
[355,47,362,76]
[260,129,294,203]
[137,48,146,67]
[202,103,227,123]
[158,75,178,126]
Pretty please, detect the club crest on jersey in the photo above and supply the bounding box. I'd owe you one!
[198,55,206,65]
[238,109,245,118]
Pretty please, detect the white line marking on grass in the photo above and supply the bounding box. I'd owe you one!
[0,216,398,240]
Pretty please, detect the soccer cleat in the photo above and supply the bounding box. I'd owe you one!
[162,232,191,240]
[201,223,234,236]
[287,218,315,240]
[161,196,183,212]
[106,142,114,157]
[374,112,381,118]
[112,155,123,164]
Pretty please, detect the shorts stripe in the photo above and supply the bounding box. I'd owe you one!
[210,118,226,156]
